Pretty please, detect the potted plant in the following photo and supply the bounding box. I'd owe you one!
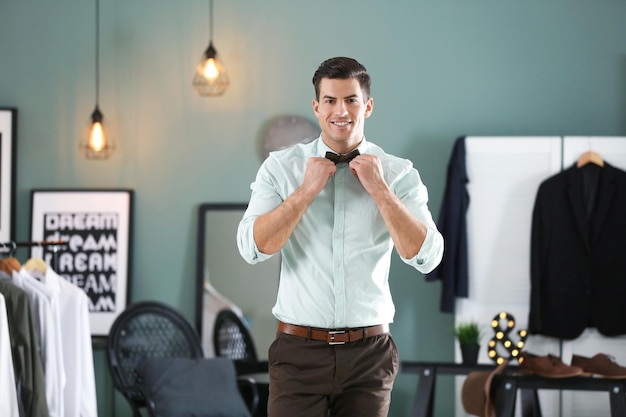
[455,320,482,365]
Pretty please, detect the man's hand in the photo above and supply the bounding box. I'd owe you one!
[301,157,337,197]
[348,154,388,197]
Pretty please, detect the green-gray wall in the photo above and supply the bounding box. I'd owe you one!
[2,1,625,416]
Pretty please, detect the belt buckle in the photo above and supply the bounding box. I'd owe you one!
[328,330,346,345]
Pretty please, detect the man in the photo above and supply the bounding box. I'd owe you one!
[237,57,443,417]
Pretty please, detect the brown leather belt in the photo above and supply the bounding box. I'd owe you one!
[278,321,389,345]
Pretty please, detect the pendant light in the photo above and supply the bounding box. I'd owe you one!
[192,0,230,97]
[79,0,115,160]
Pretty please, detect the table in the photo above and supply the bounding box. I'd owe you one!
[401,361,626,417]
[401,362,518,417]
[492,372,626,417]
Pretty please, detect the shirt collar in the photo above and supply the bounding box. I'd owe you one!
[315,136,368,158]
[17,266,61,295]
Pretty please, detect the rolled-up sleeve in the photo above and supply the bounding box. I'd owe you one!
[236,158,283,264]
[236,214,273,264]
[392,160,444,274]
[401,226,444,274]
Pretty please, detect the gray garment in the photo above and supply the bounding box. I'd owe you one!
[0,280,49,417]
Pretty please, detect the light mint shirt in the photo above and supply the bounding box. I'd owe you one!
[237,137,443,329]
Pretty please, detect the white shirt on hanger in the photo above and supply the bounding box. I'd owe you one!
[0,293,20,417]
[43,267,98,417]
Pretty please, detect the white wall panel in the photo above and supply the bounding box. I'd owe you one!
[455,137,562,417]
[459,137,562,356]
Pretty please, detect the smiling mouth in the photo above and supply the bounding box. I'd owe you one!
[332,121,351,127]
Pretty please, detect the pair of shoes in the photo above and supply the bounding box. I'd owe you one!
[519,351,584,378]
[571,354,626,379]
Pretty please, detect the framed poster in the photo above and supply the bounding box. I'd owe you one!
[0,108,17,243]
[30,189,133,335]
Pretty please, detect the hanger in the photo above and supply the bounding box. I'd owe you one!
[0,239,65,279]
[0,258,21,275]
[576,151,604,168]
[24,257,48,276]
[0,242,21,276]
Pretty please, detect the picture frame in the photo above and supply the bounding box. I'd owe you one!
[30,189,134,335]
[0,108,17,243]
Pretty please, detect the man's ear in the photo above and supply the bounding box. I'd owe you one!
[312,98,319,116]
[364,97,374,118]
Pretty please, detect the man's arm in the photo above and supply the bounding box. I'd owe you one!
[253,157,336,255]
[371,189,427,259]
[349,154,427,259]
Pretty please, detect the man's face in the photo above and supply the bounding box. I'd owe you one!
[312,77,373,152]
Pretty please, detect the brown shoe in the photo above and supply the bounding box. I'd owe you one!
[571,354,626,379]
[519,352,584,378]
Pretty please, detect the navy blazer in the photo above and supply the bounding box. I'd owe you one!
[529,162,626,339]
[426,136,469,313]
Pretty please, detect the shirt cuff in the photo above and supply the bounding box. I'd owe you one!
[402,227,444,274]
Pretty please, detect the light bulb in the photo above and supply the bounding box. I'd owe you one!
[88,121,106,152]
[203,58,219,80]
[79,106,115,160]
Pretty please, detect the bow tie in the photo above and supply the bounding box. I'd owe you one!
[325,149,360,164]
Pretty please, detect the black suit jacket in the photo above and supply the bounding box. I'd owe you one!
[529,162,626,339]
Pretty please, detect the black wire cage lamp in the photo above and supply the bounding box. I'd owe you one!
[79,0,115,160]
[192,0,230,97]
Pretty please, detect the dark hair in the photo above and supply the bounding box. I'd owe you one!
[312,57,371,100]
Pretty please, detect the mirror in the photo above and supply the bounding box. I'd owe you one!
[195,203,280,359]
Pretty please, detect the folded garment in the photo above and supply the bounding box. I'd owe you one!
[519,352,584,378]
[571,354,626,379]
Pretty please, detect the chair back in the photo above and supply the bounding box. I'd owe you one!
[107,301,203,416]
[213,309,258,363]
[213,309,269,416]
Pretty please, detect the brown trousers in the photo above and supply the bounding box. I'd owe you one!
[267,331,399,417]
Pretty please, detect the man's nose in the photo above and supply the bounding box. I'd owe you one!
[333,102,348,116]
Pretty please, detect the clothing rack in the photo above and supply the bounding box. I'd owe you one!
[0,238,97,417]
[0,240,67,270]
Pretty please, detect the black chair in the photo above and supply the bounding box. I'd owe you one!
[107,301,258,417]
[213,309,270,416]
[213,309,269,375]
